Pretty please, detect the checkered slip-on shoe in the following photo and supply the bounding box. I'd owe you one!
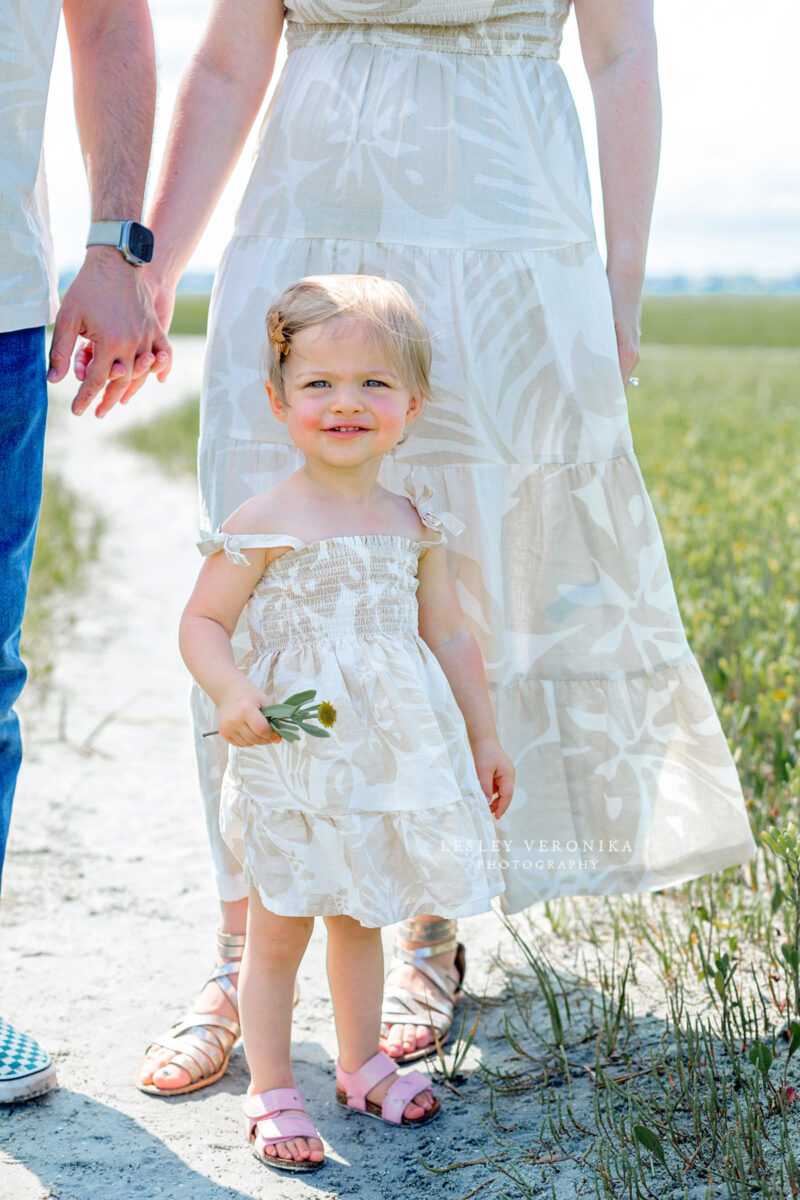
[0,1018,57,1103]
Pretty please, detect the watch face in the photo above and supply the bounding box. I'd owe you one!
[127,222,154,264]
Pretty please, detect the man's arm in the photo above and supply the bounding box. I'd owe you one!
[48,0,171,417]
[574,0,661,386]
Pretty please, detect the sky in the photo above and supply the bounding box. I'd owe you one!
[43,1,800,280]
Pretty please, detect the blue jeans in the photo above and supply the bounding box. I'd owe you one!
[0,327,47,891]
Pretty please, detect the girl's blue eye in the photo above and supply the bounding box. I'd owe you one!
[308,380,329,388]
[365,379,387,387]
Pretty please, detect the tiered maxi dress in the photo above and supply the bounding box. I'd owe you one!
[199,487,505,928]
[195,0,756,913]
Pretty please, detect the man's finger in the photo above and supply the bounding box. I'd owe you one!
[94,371,136,418]
[71,349,118,415]
[47,314,79,383]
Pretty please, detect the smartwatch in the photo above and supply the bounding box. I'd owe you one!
[86,220,154,266]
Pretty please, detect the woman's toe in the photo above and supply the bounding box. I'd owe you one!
[383,1025,406,1056]
[152,1064,192,1090]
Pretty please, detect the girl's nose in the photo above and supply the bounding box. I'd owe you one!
[331,386,365,412]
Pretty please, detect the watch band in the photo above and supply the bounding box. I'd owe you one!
[86,219,153,266]
[86,220,127,249]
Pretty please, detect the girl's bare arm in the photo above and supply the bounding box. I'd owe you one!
[574,0,661,385]
[417,546,514,816]
[179,544,277,746]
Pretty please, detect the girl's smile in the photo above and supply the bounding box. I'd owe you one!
[266,317,422,478]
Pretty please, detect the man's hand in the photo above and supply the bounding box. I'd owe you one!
[47,247,172,417]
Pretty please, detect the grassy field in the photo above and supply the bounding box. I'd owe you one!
[170,292,800,346]
[21,474,103,682]
[59,297,800,1194]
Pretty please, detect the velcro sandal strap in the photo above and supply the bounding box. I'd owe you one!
[243,1089,320,1149]
[336,1051,397,1110]
[381,1069,431,1125]
[243,1087,305,1122]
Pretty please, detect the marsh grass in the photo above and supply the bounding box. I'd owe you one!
[21,473,103,682]
[117,394,199,476]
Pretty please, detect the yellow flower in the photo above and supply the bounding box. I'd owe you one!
[317,701,337,729]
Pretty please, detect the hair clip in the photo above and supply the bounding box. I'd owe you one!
[268,311,290,360]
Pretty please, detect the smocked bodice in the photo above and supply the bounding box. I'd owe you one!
[284,0,571,57]
[248,536,424,653]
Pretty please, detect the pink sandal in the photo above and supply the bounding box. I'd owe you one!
[335,1050,440,1126]
[243,1087,325,1172]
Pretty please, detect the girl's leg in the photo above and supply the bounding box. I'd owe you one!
[324,916,436,1118]
[242,893,322,1165]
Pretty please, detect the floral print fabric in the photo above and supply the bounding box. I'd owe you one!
[200,499,505,927]
[193,0,756,910]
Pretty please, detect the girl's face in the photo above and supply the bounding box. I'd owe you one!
[266,317,422,469]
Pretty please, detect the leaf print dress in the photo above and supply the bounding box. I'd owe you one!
[194,0,756,912]
[199,485,505,928]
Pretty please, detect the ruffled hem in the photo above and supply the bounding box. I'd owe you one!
[220,790,505,928]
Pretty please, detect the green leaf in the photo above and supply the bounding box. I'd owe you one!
[282,690,317,707]
[749,1042,772,1073]
[781,944,800,971]
[787,1021,800,1064]
[261,703,296,719]
[694,905,711,923]
[633,1125,667,1166]
[294,721,330,737]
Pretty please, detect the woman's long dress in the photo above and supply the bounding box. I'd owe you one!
[195,0,755,913]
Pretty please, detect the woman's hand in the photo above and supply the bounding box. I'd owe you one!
[217,681,282,748]
[471,738,515,819]
[607,265,642,389]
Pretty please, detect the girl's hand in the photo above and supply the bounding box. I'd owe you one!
[471,738,515,819]
[218,681,282,748]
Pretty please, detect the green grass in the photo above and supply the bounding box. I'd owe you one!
[641,295,800,347]
[21,474,103,681]
[118,395,199,475]
[630,345,800,827]
[171,293,800,345]
[170,295,211,335]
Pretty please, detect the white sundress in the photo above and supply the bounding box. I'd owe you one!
[194,0,756,910]
[198,483,505,928]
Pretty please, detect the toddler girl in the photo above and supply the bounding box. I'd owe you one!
[179,274,514,1171]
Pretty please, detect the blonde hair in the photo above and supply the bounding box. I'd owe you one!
[264,275,433,403]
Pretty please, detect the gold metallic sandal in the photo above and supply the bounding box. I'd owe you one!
[379,918,465,1065]
[135,930,301,1096]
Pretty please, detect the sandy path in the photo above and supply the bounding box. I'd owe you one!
[0,340,529,1200]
